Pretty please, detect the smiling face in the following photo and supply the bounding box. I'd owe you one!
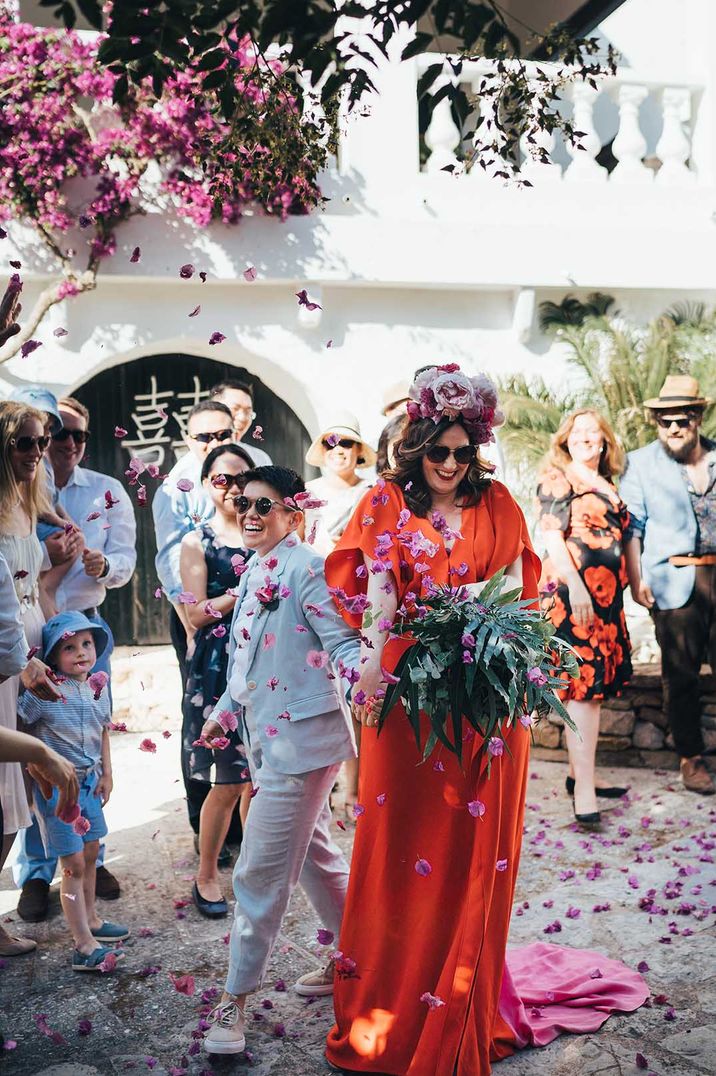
[566,412,604,468]
[49,405,87,478]
[421,423,472,499]
[52,629,97,679]
[186,409,235,461]
[204,450,252,518]
[324,437,360,479]
[655,409,702,462]
[236,480,302,556]
[216,388,255,439]
[9,415,45,485]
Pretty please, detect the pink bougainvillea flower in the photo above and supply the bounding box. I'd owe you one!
[496,858,508,872]
[353,690,367,705]
[21,339,42,358]
[209,331,225,345]
[130,246,141,263]
[420,991,445,1009]
[104,491,119,509]
[316,928,335,946]
[188,305,201,317]
[307,649,329,669]
[589,968,603,979]
[519,712,534,728]
[265,725,279,738]
[252,425,264,440]
[212,624,227,638]
[263,632,276,650]
[468,799,486,819]
[176,478,193,492]
[86,511,101,522]
[635,1054,648,1071]
[179,264,194,279]
[53,326,68,337]
[326,339,333,348]
[217,709,239,733]
[376,793,387,806]
[487,737,504,757]
[169,972,196,995]
[99,952,118,973]
[637,960,650,973]
[109,720,127,732]
[58,801,81,824]
[526,666,548,687]
[139,738,157,753]
[243,266,257,281]
[295,288,321,311]
[352,803,365,819]
[87,670,109,700]
[77,1018,92,1036]
[415,857,432,877]
[178,591,197,605]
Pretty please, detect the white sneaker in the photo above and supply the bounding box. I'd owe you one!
[204,1001,246,1055]
[294,962,335,997]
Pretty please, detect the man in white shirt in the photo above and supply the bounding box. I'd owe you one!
[15,396,136,919]
[208,380,272,468]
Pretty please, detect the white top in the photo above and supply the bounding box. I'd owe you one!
[0,551,29,677]
[304,477,371,557]
[0,532,43,605]
[55,466,137,612]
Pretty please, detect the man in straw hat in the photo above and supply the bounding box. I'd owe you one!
[621,375,716,794]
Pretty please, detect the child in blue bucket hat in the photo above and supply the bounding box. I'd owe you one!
[18,611,129,972]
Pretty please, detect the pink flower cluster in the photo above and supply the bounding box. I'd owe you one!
[0,13,323,251]
[406,364,504,445]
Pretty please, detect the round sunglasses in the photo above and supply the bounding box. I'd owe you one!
[323,437,358,451]
[233,494,294,517]
[189,428,234,445]
[424,444,476,465]
[52,428,90,444]
[10,434,51,452]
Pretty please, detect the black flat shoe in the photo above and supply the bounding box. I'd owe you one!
[565,776,628,799]
[192,882,228,919]
[573,805,602,830]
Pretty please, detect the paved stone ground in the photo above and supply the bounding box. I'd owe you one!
[1,733,714,1076]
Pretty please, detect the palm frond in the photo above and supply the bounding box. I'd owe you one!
[663,301,708,328]
[538,293,616,333]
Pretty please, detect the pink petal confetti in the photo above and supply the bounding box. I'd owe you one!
[252,425,264,440]
[326,339,333,348]
[188,305,201,317]
[243,266,257,281]
[58,802,81,824]
[420,991,445,1009]
[114,425,127,438]
[415,857,432,877]
[139,738,157,753]
[178,591,197,605]
[176,478,194,492]
[468,799,486,818]
[635,1053,648,1071]
[99,951,117,973]
[130,246,141,263]
[376,793,387,806]
[263,632,276,650]
[53,327,68,337]
[217,709,239,733]
[637,961,650,973]
[316,928,335,945]
[77,1018,92,1036]
[496,858,508,871]
[306,649,329,669]
[179,263,194,279]
[265,725,279,737]
[21,339,42,358]
[88,670,109,700]
[352,803,365,819]
[209,331,225,345]
[86,511,101,522]
[296,288,321,311]
[169,972,195,995]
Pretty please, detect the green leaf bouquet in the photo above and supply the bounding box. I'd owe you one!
[377,570,579,765]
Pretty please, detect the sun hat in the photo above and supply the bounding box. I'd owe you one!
[305,412,377,468]
[9,385,63,435]
[381,380,411,416]
[643,375,711,410]
[42,611,109,664]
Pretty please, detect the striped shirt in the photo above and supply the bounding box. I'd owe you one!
[18,677,110,770]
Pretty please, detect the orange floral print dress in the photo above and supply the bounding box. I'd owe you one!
[535,467,632,701]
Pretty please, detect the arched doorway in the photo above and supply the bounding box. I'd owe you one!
[74,353,314,645]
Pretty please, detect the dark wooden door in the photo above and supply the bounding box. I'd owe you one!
[74,354,314,645]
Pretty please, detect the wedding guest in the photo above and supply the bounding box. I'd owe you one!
[208,380,272,466]
[180,444,254,915]
[536,410,631,828]
[0,402,54,954]
[621,376,715,795]
[323,366,647,1076]
[14,396,135,920]
[376,413,408,477]
[18,612,128,972]
[200,466,360,1056]
[380,379,410,419]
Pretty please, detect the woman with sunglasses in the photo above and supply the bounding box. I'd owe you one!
[179,444,255,917]
[535,409,631,829]
[0,402,55,955]
[323,368,646,1075]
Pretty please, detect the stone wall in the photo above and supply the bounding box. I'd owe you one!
[532,663,716,770]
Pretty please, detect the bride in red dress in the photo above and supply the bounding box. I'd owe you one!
[324,366,647,1076]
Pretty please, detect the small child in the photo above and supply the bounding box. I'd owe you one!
[18,611,129,972]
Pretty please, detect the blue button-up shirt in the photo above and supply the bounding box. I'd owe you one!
[152,453,212,602]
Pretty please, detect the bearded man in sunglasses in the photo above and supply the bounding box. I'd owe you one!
[14,395,136,920]
[621,376,716,795]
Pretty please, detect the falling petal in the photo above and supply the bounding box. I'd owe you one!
[209,331,225,345]
[243,266,257,281]
[130,246,141,263]
[21,339,42,358]
[420,991,445,1009]
[317,928,335,945]
[188,305,201,317]
[415,857,432,877]
[53,327,68,337]
[169,972,195,995]
[496,858,508,871]
[467,799,486,818]
[176,478,194,492]
[179,263,194,279]
[139,738,157,753]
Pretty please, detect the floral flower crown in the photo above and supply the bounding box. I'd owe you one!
[406,364,503,445]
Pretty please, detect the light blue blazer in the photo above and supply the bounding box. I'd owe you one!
[209,537,360,775]
[620,437,715,610]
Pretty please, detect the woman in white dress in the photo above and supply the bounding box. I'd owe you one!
[304,414,377,817]
[0,402,55,955]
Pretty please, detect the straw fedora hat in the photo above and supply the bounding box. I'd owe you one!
[644,374,712,410]
[306,412,377,468]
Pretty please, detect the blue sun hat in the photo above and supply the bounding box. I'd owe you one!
[42,611,109,664]
[9,385,63,435]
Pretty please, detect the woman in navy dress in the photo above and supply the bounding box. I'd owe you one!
[180,444,254,917]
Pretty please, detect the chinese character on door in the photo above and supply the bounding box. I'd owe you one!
[121,375,208,468]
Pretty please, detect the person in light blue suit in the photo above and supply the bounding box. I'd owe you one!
[200,466,360,1058]
[620,375,716,795]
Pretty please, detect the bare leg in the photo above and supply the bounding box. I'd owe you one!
[83,841,102,932]
[564,700,600,816]
[198,784,243,903]
[0,832,36,954]
[60,847,98,955]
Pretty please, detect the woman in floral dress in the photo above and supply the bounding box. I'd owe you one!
[536,409,632,828]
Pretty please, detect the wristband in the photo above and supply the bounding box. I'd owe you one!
[99,556,110,579]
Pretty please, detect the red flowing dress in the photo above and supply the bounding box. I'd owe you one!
[324,481,648,1076]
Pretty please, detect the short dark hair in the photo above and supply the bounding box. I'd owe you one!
[187,400,232,427]
[376,413,408,476]
[240,465,305,503]
[209,379,254,402]
[201,442,255,481]
[387,415,493,517]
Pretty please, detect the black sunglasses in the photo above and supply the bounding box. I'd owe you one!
[189,429,234,445]
[424,444,477,465]
[322,437,358,451]
[655,415,696,430]
[11,435,51,452]
[210,472,244,489]
[233,494,292,517]
[52,428,90,444]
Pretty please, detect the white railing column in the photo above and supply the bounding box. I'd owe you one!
[424,76,461,173]
[565,83,608,182]
[656,87,694,184]
[611,83,652,183]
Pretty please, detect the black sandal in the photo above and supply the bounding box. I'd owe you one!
[565,776,628,799]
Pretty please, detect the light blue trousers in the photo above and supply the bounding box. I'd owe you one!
[225,754,348,996]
